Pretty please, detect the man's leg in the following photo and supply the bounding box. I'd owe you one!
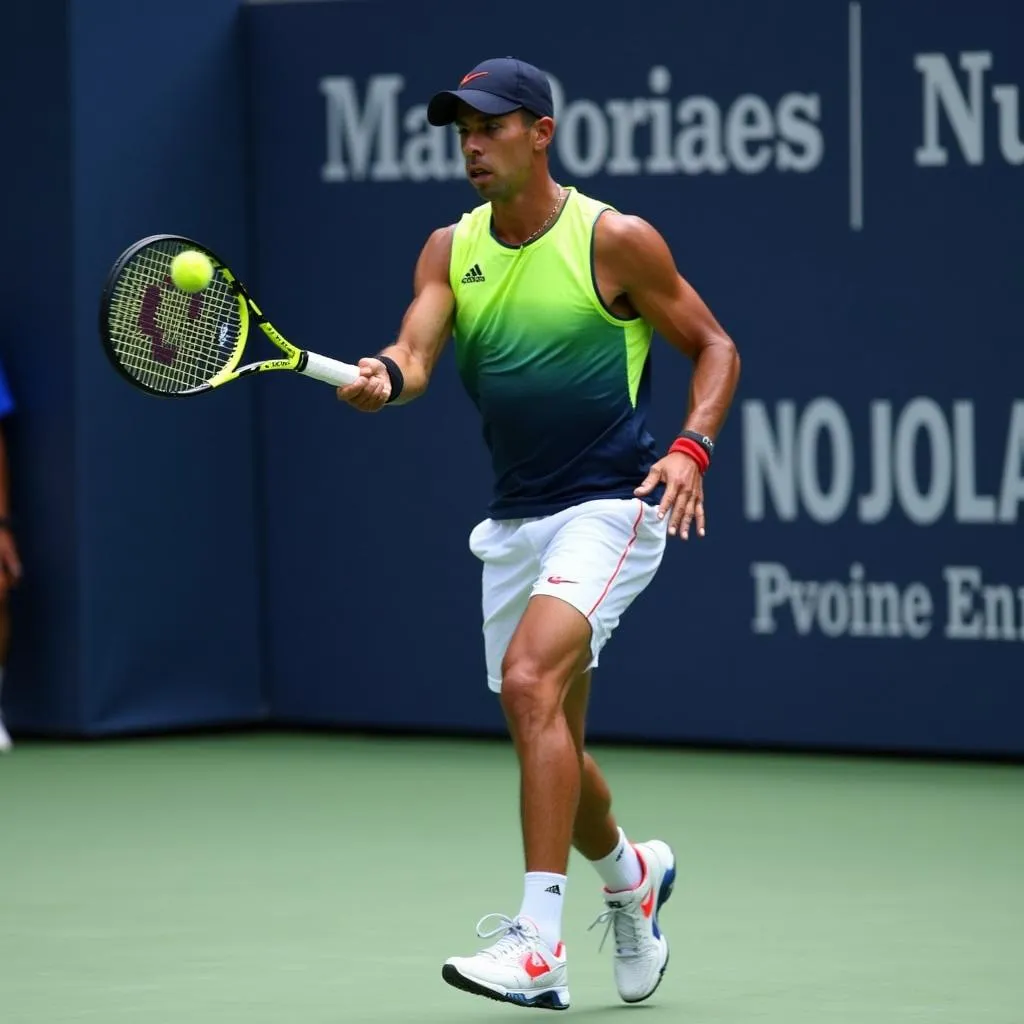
[441,594,586,1011]
[563,672,642,882]
[563,669,618,859]
[562,668,677,1004]
[499,666,636,933]
[444,498,669,1009]
[500,595,591,876]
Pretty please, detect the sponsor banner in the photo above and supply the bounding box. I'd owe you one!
[246,1,1024,753]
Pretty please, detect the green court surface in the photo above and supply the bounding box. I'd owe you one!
[1,734,1022,1023]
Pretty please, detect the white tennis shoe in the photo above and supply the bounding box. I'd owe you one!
[0,716,11,752]
[442,913,570,1010]
[589,839,676,1003]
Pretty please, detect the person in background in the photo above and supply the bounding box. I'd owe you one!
[0,357,23,752]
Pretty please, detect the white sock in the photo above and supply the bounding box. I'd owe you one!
[518,872,566,950]
[591,827,644,892]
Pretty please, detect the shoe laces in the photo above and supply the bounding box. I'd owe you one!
[474,914,534,961]
[588,900,644,958]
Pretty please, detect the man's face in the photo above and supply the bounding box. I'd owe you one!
[455,104,538,201]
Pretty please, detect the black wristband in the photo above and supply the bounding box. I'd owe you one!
[376,355,404,404]
[677,429,715,461]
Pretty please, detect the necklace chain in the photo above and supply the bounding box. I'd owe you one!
[519,185,566,247]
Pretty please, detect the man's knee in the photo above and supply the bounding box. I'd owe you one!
[499,656,564,733]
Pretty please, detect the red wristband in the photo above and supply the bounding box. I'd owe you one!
[668,436,709,474]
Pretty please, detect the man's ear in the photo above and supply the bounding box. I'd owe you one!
[533,115,555,151]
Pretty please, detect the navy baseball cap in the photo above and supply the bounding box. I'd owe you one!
[427,57,554,126]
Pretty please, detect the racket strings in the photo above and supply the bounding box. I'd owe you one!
[106,241,243,394]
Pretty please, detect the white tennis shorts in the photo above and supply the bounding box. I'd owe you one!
[468,497,668,692]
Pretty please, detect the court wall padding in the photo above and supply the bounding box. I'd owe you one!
[2,1,1021,755]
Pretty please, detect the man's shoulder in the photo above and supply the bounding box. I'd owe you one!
[570,190,646,237]
[452,201,491,232]
[420,223,453,250]
[569,188,615,219]
[589,206,670,292]
[590,205,654,252]
[426,222,458,244]
[446,202,496,259]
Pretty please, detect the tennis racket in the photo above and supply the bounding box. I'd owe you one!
[99,234,360,397]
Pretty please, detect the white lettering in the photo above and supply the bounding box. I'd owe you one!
[945,566,1024,641]
[915,52,1023,167]
[998,401,1024,523]
[725,95,775,174]
[953,401,996,522]
[893,398,953,525]
[944,566,984,638]
[750,563,934,639]
[859,401,893,523]
[993,84,1024,164]
[982,585,1018,641]
[675,97,729,174]
[323,68,824,183]
[320,74,403,182]
[644,66,677,173]
[867,582,902,638]
[915,52,991,166]
[754,564,1024,642]
[558,98,611,177]
[903,585,934,640]
[789,578,818,635]
[798,398,854,524]
[605,99,647,175]
[775,93,824,171]
[817,581,850,637]
[849,563,869,636]
[743,401,797,521]
[745,398,1022,526]
[751,562,790,634]
[401,105,450,182]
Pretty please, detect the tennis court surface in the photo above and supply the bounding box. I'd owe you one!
[2,734,1021,1022]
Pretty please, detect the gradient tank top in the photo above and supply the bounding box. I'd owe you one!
[449,186,658,519]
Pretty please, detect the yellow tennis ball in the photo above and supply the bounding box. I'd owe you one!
[170,250,214,293]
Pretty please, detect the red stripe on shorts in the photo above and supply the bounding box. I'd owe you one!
[586,500,644,619]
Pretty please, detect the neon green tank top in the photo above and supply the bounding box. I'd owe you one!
[449,187,659,519]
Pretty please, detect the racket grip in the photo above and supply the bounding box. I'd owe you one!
[299,350,361,387]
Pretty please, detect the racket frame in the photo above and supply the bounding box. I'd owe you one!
[99,234,359,397]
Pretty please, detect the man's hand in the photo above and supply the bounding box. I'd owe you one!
[336,358,392,412]
[0,529,22,596]
[635,452,706,540]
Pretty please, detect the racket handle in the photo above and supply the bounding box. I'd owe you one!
[299,350,361,387]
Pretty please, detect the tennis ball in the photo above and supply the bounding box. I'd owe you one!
[170,250,214,293]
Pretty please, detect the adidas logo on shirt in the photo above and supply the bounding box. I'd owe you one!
[461,263,485,284]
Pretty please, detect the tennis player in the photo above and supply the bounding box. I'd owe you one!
[337,57,740,1011]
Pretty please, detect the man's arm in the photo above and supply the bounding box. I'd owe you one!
[596,213,740,440]
[596,213,741,539]
[337,225,455,411]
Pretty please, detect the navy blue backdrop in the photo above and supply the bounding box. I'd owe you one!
[1,0,263,734]
[2,0,1021,756]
